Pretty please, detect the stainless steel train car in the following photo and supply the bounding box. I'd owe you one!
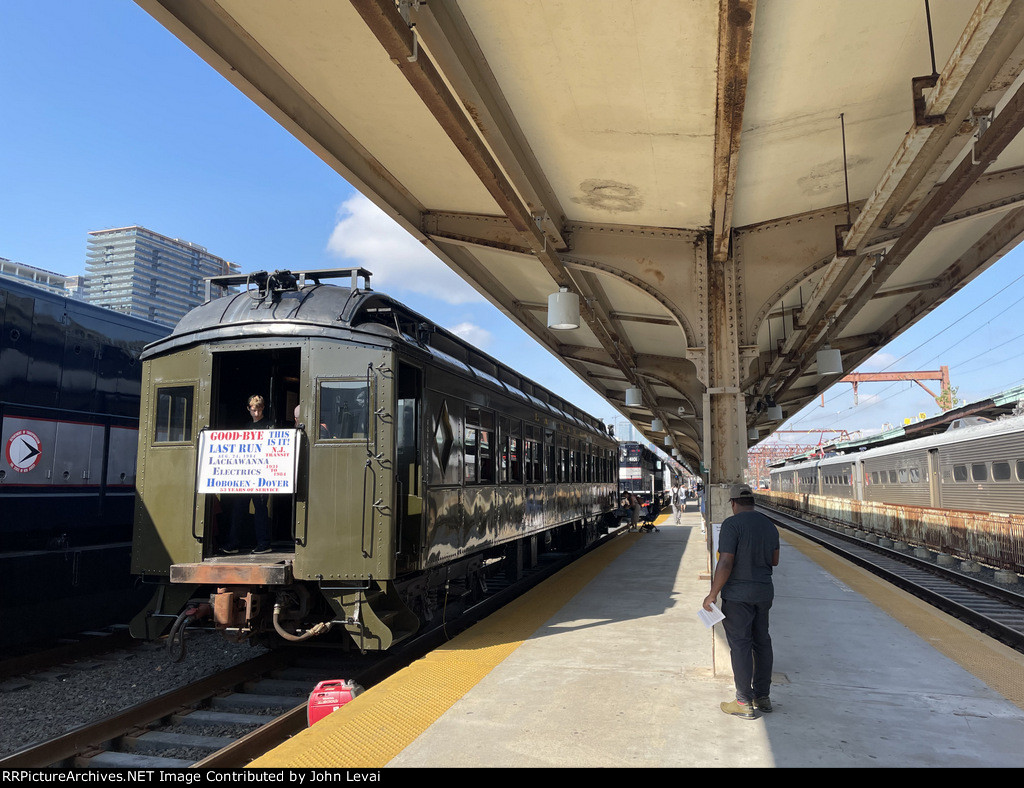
[769,414,1024,514]
[130,269,619,651]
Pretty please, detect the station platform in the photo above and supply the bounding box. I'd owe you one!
[251,507,1024,768]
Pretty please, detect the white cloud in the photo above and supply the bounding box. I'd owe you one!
[448,321,493,350]
[326,194,483,304]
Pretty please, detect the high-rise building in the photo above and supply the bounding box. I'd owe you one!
[84,226,239,327]
[0,257,78,297]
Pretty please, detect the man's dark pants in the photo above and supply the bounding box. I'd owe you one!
[721,598,773,703]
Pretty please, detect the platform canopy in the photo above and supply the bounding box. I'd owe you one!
[138,0,1024,471]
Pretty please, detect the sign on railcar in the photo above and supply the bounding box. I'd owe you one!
[196,428,300,494]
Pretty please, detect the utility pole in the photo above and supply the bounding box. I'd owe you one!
[840,365,952,409]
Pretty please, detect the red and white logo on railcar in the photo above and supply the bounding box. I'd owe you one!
[6,429,42,473]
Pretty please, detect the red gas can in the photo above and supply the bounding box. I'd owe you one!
[307,679,363,726]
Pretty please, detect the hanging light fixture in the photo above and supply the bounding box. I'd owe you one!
[663,435,671,447]
[625,387,642,407]
[817,344,843,375]
[765,397,783,420]
[547,287,580,330]
[748,427,760,441]
[651,418,664,432]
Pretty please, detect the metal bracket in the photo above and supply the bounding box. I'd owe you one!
[912,74,945,128]
[972,111,994,165]
[835,224,855,258]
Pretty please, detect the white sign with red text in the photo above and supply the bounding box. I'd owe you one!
[197,429,299,494]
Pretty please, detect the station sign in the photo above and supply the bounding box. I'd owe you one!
[196,428,300,495]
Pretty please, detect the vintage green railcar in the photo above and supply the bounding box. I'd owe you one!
[130,269,619,651]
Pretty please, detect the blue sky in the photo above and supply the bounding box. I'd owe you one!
[2,2,1022,452]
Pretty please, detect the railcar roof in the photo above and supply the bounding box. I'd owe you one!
[141,275,612,440]
[771,414,1024,471]
[852,413,1024,461]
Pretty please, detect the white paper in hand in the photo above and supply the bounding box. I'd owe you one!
[698,602,725,628]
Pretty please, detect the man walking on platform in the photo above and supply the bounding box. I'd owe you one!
[702,483,780,719]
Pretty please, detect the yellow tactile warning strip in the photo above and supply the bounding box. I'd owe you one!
[780,528,1024,711]
[249,530,644,768]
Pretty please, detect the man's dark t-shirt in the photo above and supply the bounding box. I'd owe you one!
[719,509,780,603]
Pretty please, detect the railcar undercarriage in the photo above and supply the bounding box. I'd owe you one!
[156,520,601,657]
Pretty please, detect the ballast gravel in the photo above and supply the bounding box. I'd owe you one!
[0,631,269,758]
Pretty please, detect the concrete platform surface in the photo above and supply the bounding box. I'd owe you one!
[257,509,1024,768]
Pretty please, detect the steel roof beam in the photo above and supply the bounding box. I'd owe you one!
[711,0,757,263]
[757,1,1024,403]
[347,0,647,402]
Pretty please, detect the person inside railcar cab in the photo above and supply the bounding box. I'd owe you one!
[219,394,274,555]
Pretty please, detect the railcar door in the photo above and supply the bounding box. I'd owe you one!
[298,342,396,582]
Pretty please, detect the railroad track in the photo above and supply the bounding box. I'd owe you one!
[0,626,137,682]
[0,524,624,768]
[760,504,1024,652]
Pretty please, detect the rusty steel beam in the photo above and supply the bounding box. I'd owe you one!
[348,0,650,408]
[711,0,757,264]
[760,1,1024,402]
[778,65,1024,398]
[413,0,570,249]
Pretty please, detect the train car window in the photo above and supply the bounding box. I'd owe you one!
[971,463,988,482]
[953,464,968,482]
[909,468,921,483]
[479,424,494,483]
[530,439,543,483]
[1017,460,1024,481]
[154,385,193,443]
[888,470,897,483]
[898,469,907,484]
[992,461,1011,481]
[319,381,369,439]
[871,471,880,485]
[508,435,523,483]
[464,407,495,484]
[464,426,478,484]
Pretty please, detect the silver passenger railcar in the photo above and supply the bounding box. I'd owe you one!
[769,414,1024,514]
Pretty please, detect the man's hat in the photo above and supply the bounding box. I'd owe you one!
[729,483,755,501]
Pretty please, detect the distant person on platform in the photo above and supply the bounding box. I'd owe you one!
[220,394,274,555]
[627,492,641,531]
[702,483,780,720]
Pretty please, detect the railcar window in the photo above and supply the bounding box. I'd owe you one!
[524,439,540,483]
[888,470,897,483]
[319,381,369,439]
[993,461,1011,481]
[464,426,477,483]
[971,463,988,482]
[898,469,907,484]
[465,407,495,484]
[508,435,522,483]
[953,464,968,482]
[154,386,193,443]
[871,471,880,485]
[909,468,921,484]
[1017,460,1024,481]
